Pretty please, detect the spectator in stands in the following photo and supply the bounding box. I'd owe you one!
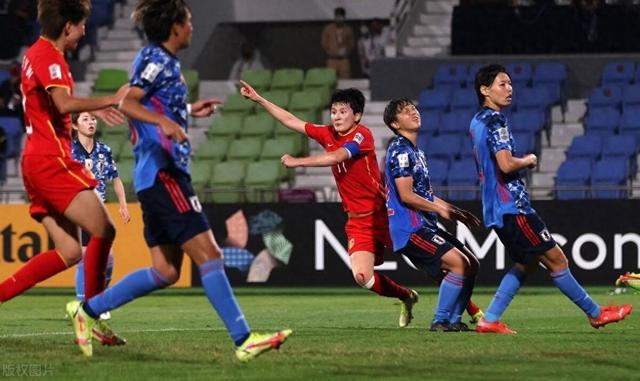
[321,7,354,79]
[229,43,264,81]
[0,61,23,119]
[357,18,388,78]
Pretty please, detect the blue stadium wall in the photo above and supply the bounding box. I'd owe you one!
[191,200,640,287]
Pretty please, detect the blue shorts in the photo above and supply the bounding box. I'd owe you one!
[494,213,557,265]
[399,228,464,279]
[137,169,210,248]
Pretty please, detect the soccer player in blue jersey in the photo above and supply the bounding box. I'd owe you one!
[71,112,129,339]
[383,98,481,331]
[66,0,291,360]
[470,64,632,334]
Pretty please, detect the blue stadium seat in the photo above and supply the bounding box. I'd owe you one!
[601,62,635,85]
[517,86,552,112]
[433,64,467,88]
[591,157,629,198]
[587,84,623,111]
[602,134,638,173]
[439,110,474,136]
[428,158,449,187]
[447,159,478,200]
[622,84,640,111]
[417,88,451,113]
[450,89,477,111]
[619,106,640,144]
[505,62,533,87]
[555,158,591,199]
[0,70,9,84]
[465,63,483,88]
[424,135,461,163]
[566,135,603,161]
[584,107,620,135]
[533,62,567,85]
[513,132,536,155]
[459,136,475,159]
[510,109,545,134]
[419,110,440,136]
[0,117,23,160]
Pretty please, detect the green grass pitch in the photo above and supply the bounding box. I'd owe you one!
[0,287,636,381]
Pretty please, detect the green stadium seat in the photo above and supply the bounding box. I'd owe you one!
[99,136,124,160]
[116,159,135,189]
[183,69,200,103]
[255,90,290,113]
[240,114,276,138]
[119,142,135,161]
[100,120,129,138]
[221,93,254,116]
[195,137,230,162]
[244,160,283,202]
[240,69,272,93]
[303,67,337,105]
[226,137,263,162]
[260,136,301,159]
[289,89,325,120]
[189,160,213,201]
[211,160,247,203]
[94,69,128,93]
[205,114,244,138]
[270,68,304,94]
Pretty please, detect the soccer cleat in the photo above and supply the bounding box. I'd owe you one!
[589,304,633,329]
[450,321,471,332]
[399,289,419,328]
[469,309,484,324]
[429,320,456,332]
[66,300,96,357]
[235,329,292,362]
[616,272,640,289]
[475,317,517,334]
[93,319,126,346]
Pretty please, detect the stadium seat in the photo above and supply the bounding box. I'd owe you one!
[195,137,230,162]
[417,88,451,113]
[221,93,254,116]
[101,137,124,160]
[240,69,272,93]
[428,158,449,187]
[446,159,478,200]
[555,158,591,199]
[119,143,135,161]
[450,89,477,112]
[256,90,290,112]
[289,89,325,122]
[464,63,483,88]
[516,86,552,112]
[241,114,276,138]
[533,62,567,85]
[100,120,130,138]
[584,107,620,135]
[303,67,337,105]
[439,110,474,136]
[602,134,637,173]
[270,68,304,94]
[505,62,533,87]
[226,137,263,162]
[205,114,244,138]
[433,63,467,88]
[510,109,545,134]
[261,136,300,160]
[566,135,603,161]
[183,69,199,103]
[419,110,440,136]
[115,159,135,191]
[424,135,461,163]
[244,160,283,202]
[210,161,247,203]
[0,117,23,160]
[0,69,9,84]
[601,62,635,85]
[190,160,213,193]
[513,132,536,155]
[622,84,640,111]
[587,84,623,111]
[591,157,629,198]
[93,68,128,93]
[619,106,640,144]
[458,136,475,159]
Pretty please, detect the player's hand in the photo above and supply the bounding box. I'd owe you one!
[119,204,131,224]
[525,154,537,169]
[92,107,125,127]
[159,118,188,143]
[239,80,262,102]
[190,98,222,117]
[455,207,481,228]
[281,154,299,168]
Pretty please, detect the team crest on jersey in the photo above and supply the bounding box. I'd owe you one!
[431,234,446,245]
[353,132,364,144]
[539,228,551,242]
[398,153,409,168]
[141,62,162,82]
[189,195,202,213]
[497,127,510,143]
[83,158,93,171]
[48,64,62,80]
[348,238,355,250]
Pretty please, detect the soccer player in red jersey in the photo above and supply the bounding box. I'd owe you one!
[0,0,127,342]
[241,81,419,327]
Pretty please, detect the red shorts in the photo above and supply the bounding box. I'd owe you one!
[344,209,392,266]
[22,155,97,221]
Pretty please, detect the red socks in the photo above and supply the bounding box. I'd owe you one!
[0,250,68,302]
[83,236,113,300]
[367,272,412,299]
[466,299,481,316]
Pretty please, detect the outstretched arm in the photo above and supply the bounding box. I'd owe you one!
[281,148,350,168]
[433,196,480,228]
[49,85,128,127]
[239,80,306,134]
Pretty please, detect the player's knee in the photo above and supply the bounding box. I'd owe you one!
[58,244,82,265]
[156,266,180,285]
[101,222,116,241]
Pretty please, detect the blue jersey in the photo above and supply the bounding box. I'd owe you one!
[129,43,191,192]
[72,139,119,202]
[385,135,439,251]
[469,107,534,228]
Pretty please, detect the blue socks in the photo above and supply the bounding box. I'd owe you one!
[76,254,114,301]
[449,278,474,324]
[434,272,465,322]
[485,267,526,323]
[200,259,251,346]
[551,268,600,318]
[84,267,170,318]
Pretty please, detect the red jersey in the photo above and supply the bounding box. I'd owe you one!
[305,122,385,213]
[21,37,75,158]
